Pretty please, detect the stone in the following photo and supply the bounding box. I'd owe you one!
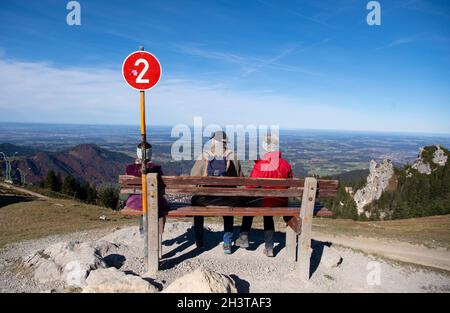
[82,267,157,293]
[411,158,431,175]
[23,241,105,287]
[99,226,143,248]
[320,246,343,268]
[33,259,61,283]
[432,145,448,166]
[353,159,394,215]
[163,268,238,293]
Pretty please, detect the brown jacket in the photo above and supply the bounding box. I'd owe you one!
[190,150,243,177]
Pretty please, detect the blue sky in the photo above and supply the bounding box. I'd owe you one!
[0,0,449,133]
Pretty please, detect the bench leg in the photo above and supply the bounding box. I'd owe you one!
[297,177,317,280]
[285,226,297,261]
[158,216,166,259]
[147,173,159,274]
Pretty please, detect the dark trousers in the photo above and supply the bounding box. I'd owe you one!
[241,216,274,232]
[241,216,292,233]
[194,216,234,244]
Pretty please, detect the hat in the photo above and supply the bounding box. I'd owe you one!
[138,142,152,149]
[137,142,152,160]
[210,130,228,143]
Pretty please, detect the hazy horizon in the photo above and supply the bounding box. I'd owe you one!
[1,121,450,137]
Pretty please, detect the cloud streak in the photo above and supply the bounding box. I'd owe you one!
[173,43,322,76]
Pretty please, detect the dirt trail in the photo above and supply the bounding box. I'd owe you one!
[0,183,49,199]
[313,231,450,272]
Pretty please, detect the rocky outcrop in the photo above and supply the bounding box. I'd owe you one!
[432,145,448,166]
[82,268,157,293]
[411,158,432,174]
[353,159,394,216]
[411,145,448,175]
[163,268,238,293]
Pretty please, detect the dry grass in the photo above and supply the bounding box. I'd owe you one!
[0,198,135,248]
[312,215,450,248]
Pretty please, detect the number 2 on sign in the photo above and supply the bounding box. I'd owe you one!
[135,58,149,83]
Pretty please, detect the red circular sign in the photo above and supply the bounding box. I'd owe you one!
[122,51,162,91]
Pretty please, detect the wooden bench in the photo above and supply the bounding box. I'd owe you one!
[119,174,338,279]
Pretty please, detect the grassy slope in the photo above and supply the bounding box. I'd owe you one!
[0,198,135,248]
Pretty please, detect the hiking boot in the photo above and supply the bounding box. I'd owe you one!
[235,232,249,249]
[196,240,205,250]
[223,243,232,255]
[263,230,274,257]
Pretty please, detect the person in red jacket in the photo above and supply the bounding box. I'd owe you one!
[235,134,293,257]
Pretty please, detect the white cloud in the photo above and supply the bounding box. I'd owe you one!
[0,57,447,134]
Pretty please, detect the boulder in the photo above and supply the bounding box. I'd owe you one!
[23,241,105,287]
[82,268,157,293]
[33,259,61,284]
[163,268,237,293]
[98,227,143,248]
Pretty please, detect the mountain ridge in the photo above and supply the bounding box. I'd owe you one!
[10,144,133,185]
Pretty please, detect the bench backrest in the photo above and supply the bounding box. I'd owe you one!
[119,175,338,198]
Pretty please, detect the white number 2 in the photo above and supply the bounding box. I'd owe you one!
[135,58,149,83]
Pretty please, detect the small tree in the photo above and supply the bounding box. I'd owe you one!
[62,175,80,198]
[78,181,90,201]
[97,186,119,209]
[44,170,62,192]
[86,184,98,204]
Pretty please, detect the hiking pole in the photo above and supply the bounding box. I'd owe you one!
[139,46,149,269]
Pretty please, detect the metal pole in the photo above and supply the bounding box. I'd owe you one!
[139,46,150,269]
[0,152,12,184]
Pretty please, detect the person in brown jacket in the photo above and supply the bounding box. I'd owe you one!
[190,130,242,254]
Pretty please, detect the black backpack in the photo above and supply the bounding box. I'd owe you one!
[206,157,227,177]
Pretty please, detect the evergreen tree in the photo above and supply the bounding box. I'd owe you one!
[61,175,80,198]
[86,184,98,204]
[97,186,119,209]
[43,170,62,192]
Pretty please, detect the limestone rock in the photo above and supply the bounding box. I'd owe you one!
[353,159,394,215]
[411,158,431,175]
[33,259,61,284]
[99,226,143,248]
[319,246,343,268]
[23,241,105,287]
[82,268,157,293]
[163,268,238,293]
[432,145,448,166]
[411,145,447,175]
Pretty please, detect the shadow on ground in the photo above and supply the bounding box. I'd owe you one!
[0,195,35,208]
[160,226,334,280]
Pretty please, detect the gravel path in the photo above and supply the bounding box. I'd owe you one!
[1,222,449,293]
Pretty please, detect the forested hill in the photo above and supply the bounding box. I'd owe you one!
[325,145,450,220]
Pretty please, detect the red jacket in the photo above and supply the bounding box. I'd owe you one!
[250,151,293,207]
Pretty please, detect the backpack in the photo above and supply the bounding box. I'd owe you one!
[206,157,227,177]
